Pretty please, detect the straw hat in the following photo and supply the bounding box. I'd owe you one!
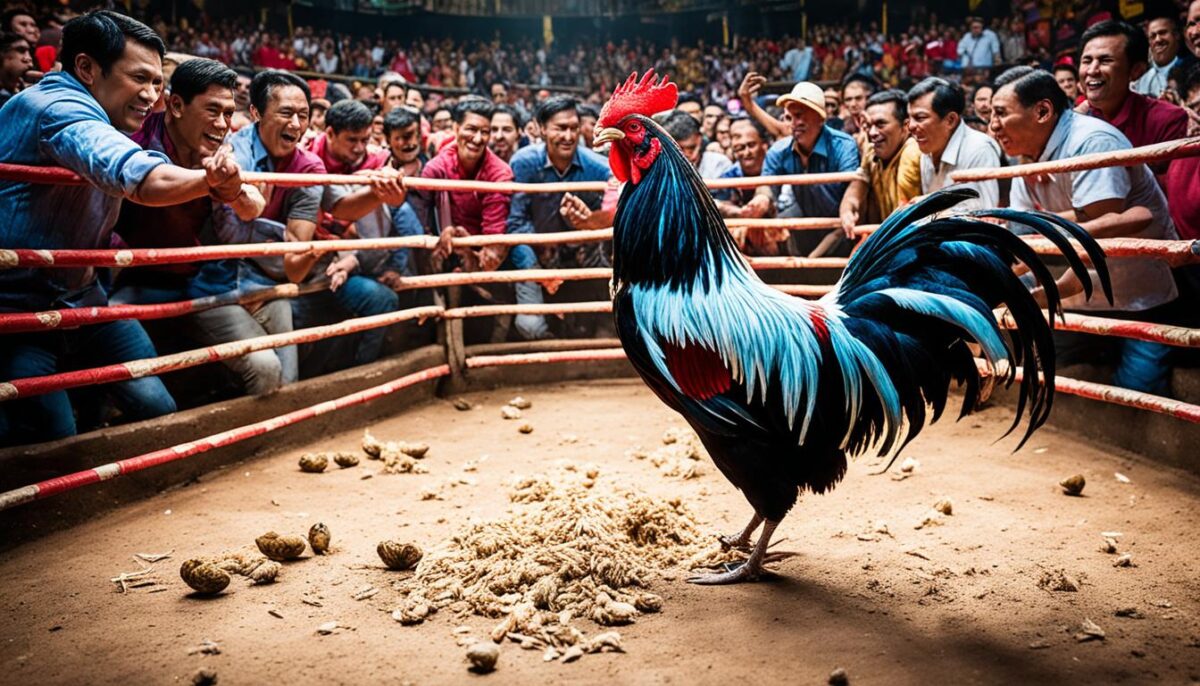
[776,81,827,120]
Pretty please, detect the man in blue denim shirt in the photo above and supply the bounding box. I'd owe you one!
[745,81,861,256]
[0,11,247,445]
[507,96,613,339]
[210,70,327,383]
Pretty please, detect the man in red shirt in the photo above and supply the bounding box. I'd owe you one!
[408,98,550,340]
[409,99,515,273]
[1080,20,1189,179]
[1164,61,1200,241]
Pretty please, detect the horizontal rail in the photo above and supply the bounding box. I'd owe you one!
[0,364,453,512]
[998,309,1200,348]
[1023,237,1200,267]
[0,221,868,271]
[978,358,1200,423]
[949,136,1200,183]
[0,163,861,194]
[0,306,444,402]
[0,347,633,512]
[0,282,326,334]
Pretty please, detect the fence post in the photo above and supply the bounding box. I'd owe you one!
[439,286,468,393]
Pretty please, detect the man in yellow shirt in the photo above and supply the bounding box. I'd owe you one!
[838,89,922,241]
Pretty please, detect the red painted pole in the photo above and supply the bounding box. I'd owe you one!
[0,306,444,402]
[949,135,1200,183]
[0,162,860,193]
[0,364,452,512]
[0,283,327,334]
[997,310,1200,348]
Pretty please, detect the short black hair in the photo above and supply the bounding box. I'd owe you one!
[249,69,310,114]
[453,97,494,124]
[1052,63,1078,78]
[383,106,420,136]
[1146,14,1179,30]
[995,66,1070,114]
[662,110,701,141]
[169,57,236,104]
[492,103,520,126]
[1080,19,1149,68]
[60,10,164,79]
[842,73,879,95]
[677,93,702,106]
[865,88,908,121]
[382,79,405,97]
[534,95,578,126]
[0,30,26,53]
[1174,60,1200,98]
[233,66,255,79]
[729,115,769,142]
[325,98,373,133]
[1,9,34,32]
[576,104,599,121]
[906,77,965,118]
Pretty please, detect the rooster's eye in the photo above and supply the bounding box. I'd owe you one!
[626,122,641,133]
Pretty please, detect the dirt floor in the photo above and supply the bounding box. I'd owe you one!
[1,378,1198,686]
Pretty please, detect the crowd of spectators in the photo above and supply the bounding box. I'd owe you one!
[1,3,1199,446]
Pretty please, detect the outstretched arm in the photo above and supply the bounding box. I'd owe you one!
[738,72,789,141]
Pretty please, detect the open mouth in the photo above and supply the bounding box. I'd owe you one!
[280,132,299,144]
[130,105,151,119]
[1084,79,1104,93]
[203,133,224,146]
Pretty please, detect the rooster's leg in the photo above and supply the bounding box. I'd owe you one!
[688,519,781,585]
[719,512,764,551]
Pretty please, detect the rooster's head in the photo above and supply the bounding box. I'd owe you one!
[593,70,679,185]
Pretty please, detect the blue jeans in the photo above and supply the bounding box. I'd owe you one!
[110,281,292,394]
[1111,339,1172,395]
[334,274,399,366]
[505,244,550,340]
[0,320,177,446]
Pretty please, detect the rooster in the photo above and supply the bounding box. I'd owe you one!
[593,71,1111,584]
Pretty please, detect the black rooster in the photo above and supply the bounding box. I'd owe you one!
[593,71,1111,584]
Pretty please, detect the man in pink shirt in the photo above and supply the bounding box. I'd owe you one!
[408,99,550,339]
[409,99,515,273]
[1080,20,1190,179]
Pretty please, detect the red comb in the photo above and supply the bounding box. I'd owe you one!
[597,70,679,128]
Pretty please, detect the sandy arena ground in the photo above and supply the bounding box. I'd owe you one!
[1,378,1198,685]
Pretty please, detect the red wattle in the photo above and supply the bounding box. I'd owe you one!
[608,143,630,183]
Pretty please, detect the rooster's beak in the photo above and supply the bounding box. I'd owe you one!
[592,127,625,148]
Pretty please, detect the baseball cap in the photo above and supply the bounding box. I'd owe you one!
[776,81,826,120]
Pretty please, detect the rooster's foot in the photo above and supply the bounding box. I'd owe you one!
[718,513,764,551]
[687,560,764,585]
[718,533,752,551]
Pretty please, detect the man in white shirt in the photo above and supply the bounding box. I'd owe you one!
[989,66,1180,394]
[905,77,1001,209]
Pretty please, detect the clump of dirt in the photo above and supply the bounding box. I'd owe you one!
[391,465,736,662]
[626,428,707,480]
[362,430,430,474]
[1038,568,1083,592]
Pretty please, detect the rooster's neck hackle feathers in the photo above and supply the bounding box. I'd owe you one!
[611,117,744,292]
[598,70,679,128]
